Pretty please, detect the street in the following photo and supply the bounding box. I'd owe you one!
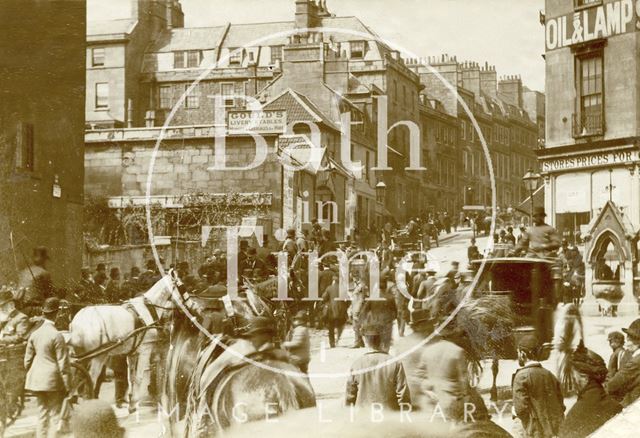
[6,230,635,437]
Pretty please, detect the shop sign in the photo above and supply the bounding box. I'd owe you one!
[541,149,640,172]
[545,0,640,51]
[227,109,286,134]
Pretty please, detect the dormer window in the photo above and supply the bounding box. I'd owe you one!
[228,48,243,65]
[350,41,366,59]
[270,46,283,65]
[173,50,201,69]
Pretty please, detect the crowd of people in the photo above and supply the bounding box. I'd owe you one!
[2,208,640,438]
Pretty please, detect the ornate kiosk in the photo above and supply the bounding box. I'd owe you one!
[582,201,639,316]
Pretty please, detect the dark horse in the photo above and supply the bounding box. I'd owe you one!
[160,284,315,437]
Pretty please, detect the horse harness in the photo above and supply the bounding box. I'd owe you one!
[121,297,162,354]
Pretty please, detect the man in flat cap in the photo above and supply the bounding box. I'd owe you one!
[345,323,410,410]
[606,318,640,406]
[71,399,124,438]
[512,334,565,438]
[606,331,630,383]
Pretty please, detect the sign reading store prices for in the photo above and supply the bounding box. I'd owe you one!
[541,149,640,172]
[227,109,287,134]
[545,0,640,51]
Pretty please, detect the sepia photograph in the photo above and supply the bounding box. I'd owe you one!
[1,0,640,436]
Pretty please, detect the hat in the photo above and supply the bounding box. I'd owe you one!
[42,297,60,314]
[71,399,124,438]
[244,316,277,336]
[517,334,539,353]
[622,318,640,340]
[0,289,15,306]
[33,246,49,260]
[410,309,434,327]
[247,247,257,256]
[572,342,608,383]
[532,207,546,217]
[608,331,625,343]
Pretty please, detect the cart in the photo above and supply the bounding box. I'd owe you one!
[470,257,558,400]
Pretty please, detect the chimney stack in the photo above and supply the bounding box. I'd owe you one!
[166,1,173,30]
[498,75,523,107]
[480,63,497,100]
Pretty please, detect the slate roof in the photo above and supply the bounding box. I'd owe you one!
[147,26,227,52]
[264,89,339,130]
[222,21,293,48]
[87,19,137,36]
[144,15,380,55]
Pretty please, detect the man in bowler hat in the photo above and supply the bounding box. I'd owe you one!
[24,297,70,438]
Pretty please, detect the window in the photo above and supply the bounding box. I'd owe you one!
[174,51,184,68]
[575,0,600,7]
[95,82,109,109]
[576,53,603,136]
[15,122,34,170]
[270,45,283,65]
[92,48,105,67]
[221,82,235,107]
[350,41,366,59]
[229,48,242,65]
[173,50,201,68]
[158,85,171,109]
[184,84,199,109]
[187,50,200,68]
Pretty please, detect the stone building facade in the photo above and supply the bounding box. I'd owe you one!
[541,0,640,314]
[0,0,86,284]
[85,0,545,252]
[407,57,541,215]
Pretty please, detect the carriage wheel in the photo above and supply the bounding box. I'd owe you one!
[0,380,7,438]
[4,390,24,429]
[69,362,95,401]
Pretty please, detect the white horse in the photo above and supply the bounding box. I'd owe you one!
[69,271,183,408]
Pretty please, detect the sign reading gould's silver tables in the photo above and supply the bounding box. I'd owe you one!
[227,109,287,134]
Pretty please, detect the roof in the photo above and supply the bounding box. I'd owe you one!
[87,19,137,37]
[144,15,382,56]
[222,21,293,48]
[278,135,326,174]
[148,26,227,52]
[264,89,339,130]
[319,16,379,42]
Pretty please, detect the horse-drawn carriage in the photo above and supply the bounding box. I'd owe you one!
[467,257,557,400]
[0,335,95,437]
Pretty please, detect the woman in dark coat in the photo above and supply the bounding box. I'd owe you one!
[559,342,622,438]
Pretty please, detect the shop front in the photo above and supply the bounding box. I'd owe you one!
[540,144,640,315]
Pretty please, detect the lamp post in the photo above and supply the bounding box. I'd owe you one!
[522,169,541,224]
[376,181,387,227]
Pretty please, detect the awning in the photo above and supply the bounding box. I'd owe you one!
[517,185,545,210]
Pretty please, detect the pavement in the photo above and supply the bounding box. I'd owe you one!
[6,230,639,437]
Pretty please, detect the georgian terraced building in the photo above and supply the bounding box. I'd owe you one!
[542,0,640,314]
[84,0,545,258]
